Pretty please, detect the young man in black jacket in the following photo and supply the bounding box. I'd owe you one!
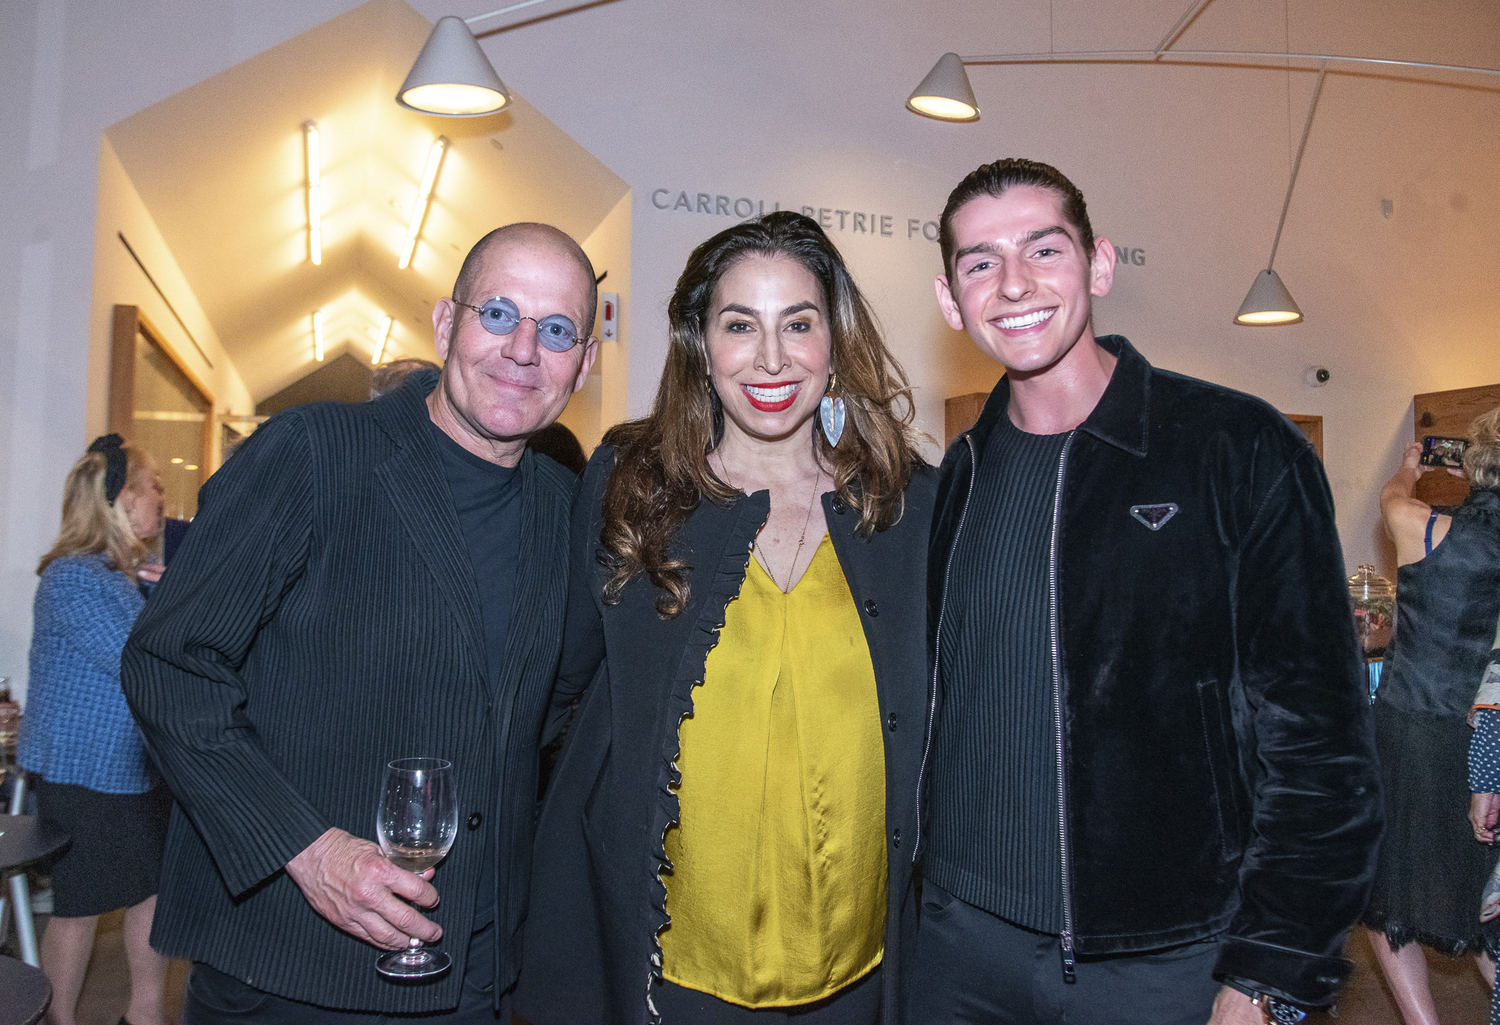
[907,159,1381,1025]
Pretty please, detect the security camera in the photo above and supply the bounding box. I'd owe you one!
[1304,366,1331,388]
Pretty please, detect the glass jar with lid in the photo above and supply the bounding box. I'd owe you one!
[1348,564,1396,658]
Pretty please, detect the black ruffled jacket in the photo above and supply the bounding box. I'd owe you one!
[516,446,935,1024]
[923,336,1382,1009]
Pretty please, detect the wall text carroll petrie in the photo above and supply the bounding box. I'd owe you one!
[647,187,1146,266]
[649,188,940,243]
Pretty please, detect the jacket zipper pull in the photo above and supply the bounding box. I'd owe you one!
[1060,933,1077,984]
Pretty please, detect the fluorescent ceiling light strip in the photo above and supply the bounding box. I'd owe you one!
[398,136,449,270]
[303,121,322,266]
[373,315,393,365]
[133,411,207,422]
[313,310,324,361]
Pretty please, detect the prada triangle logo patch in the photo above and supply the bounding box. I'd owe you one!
[1130,503,1179,531]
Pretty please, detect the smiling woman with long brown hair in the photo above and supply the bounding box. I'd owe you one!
[516,212,933,1025]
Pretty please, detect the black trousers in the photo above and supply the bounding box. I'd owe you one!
[183,920,504,1024]
[652,965,882,1024]
[905,881,1221,1024]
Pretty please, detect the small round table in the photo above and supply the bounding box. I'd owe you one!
[0,815,70,968]
[0,816,69,875]
[0,953,50,1025]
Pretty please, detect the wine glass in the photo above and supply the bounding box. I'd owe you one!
[374,757,458,978]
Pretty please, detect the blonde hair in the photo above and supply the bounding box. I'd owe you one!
[1466,403,1500,490]
[38,443,158,576]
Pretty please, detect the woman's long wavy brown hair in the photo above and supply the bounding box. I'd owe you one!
[601,211,921,618]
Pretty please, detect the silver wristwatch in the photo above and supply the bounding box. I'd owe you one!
[1250,990,1309,1024]
[1224,978,1310,1024]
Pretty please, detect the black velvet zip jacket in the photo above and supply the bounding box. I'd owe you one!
[516,446,935,1024]
[922,336,1382,1009]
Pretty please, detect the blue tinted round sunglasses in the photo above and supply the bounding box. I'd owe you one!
[455,296,582,352]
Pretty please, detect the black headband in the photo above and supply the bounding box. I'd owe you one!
[88,433,128,506]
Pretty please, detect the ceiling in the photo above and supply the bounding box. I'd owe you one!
[104,0,629,404]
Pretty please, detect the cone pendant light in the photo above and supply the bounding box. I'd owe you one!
[1235,269,1302,325]
[397,16,510,116]
[906,53,980,121]
[1234,63,1326,326]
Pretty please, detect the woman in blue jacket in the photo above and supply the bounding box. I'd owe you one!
[20,434,169,1025]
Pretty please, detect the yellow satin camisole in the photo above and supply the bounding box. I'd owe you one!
[660,534,887,1008]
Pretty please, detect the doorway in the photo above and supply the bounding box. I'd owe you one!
[108,304,212,521]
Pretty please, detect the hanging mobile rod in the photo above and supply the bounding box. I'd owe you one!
[1265,62,1326,272]
[464,0,559,30]
[957,49,1500,81]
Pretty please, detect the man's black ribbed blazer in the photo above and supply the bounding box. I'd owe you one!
[122,371,575,1014]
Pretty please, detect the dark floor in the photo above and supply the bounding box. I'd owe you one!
[8,913,1493,1024]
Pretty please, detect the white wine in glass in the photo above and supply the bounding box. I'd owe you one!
[375,757,458,979]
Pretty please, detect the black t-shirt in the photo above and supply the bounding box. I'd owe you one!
[429,420,522,695]
[927,415,1072,933]
[428,419,522,930]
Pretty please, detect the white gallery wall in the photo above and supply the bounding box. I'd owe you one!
[2,0,1498,698]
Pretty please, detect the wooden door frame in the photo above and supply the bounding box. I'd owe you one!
[108,304,215,488]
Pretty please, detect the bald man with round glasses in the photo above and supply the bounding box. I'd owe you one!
[124,223,597,1023]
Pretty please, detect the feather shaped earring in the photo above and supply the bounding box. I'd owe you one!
[819,372,846,447]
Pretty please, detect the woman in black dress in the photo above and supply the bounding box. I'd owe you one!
[1364,405,1500,1024]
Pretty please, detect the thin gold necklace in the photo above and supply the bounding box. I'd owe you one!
[720,457,823,593]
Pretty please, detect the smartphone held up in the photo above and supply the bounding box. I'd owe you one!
[1421,435,1469,469]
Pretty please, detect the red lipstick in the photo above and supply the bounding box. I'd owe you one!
[741,382,799,413]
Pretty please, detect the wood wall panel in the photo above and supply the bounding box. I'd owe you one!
[1413,382,1500,507]
[1285,414,1323,461]
[108,304,139,439]
[944,392,988,449]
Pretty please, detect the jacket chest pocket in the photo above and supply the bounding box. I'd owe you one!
[1195,679,1247,863]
